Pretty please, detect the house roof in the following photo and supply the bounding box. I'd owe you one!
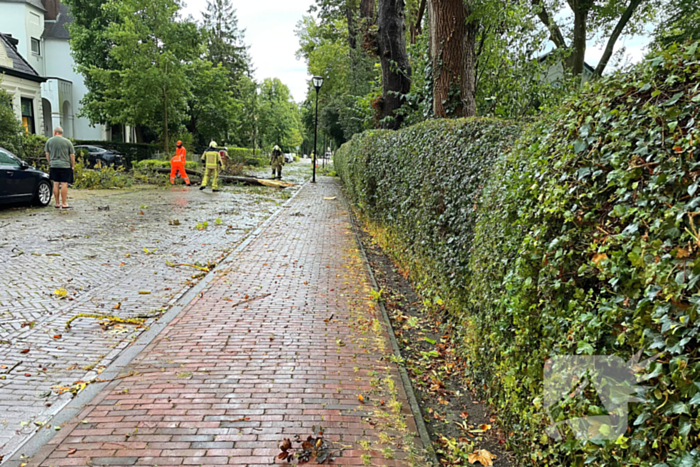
[0,0,46,12]
[0,32,46,82]
[43,1,72,40]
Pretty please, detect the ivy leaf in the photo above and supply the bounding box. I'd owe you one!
[663,92,684,107]
[573,139,587,154]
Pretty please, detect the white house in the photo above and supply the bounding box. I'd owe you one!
[0,0,110,140]
[0,32,45,134]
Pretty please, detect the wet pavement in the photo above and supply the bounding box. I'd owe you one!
[21,176,424,467]
[0,163,310,461]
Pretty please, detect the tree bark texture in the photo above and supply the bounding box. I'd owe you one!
[429,0,475,117]
[360,0,376,20]
[570,0,591,77]
[377,0,412,130]
[462,18,477,117]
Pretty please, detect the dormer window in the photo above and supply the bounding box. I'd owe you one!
[31,38,40,56]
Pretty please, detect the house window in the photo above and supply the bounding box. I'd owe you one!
[31,38,40,55]
[21,98,35,134]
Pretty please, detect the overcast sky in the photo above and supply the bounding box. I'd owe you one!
[181,0,313,103]
[179,1,651,104]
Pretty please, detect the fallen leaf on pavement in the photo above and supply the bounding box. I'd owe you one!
[20,349,30,354]
[468,449,496,466]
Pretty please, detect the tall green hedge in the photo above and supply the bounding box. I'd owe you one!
[336,118,522,306]
[335,42,700,466]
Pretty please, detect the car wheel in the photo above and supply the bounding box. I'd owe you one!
[34,180,52,207]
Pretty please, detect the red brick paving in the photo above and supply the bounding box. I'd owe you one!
[28,178,424,467]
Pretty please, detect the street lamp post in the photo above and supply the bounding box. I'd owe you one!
[312,76,324,183]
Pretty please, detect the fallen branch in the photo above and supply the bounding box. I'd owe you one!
[232,293,271,308]
[166,260,209,272]
[151,168,293,188]
[2,361,22,374]
[65,313,145,330]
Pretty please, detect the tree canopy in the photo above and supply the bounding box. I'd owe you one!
[64,0,302,153]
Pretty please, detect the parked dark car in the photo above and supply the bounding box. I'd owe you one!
[0,147,52,207]
[74,145,125,168]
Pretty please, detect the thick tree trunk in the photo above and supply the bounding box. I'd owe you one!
[360,0,375,20]
[152,168,293,188]
[377,0,412,130]
[429,0,475,117]
[571,6,587,76]
[463,17,477,117]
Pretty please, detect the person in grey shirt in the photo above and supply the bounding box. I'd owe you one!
[45,126,75,209]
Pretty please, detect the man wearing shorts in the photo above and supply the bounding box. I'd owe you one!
[45,126,75,209]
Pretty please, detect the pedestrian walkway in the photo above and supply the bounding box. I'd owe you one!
[25,178,424,467]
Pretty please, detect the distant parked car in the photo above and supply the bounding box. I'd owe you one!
[284,153,294,163]
[74,145,125,168]
[0,147,52,207]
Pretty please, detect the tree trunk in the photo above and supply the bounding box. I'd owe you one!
[360,0,375,20]
[347,7,357,49]
[410,0,427,44]
[377,0,412,130]
[430,0,474,117]
[594,0,644,76]
[163,88,169,154]
[571,6,587,76]
[463,16,477,117]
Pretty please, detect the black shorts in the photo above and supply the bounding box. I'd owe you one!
[50,168,74,184]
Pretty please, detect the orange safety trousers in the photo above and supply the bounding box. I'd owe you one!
[170,158,190,185]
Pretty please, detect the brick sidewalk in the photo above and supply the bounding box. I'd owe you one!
[26,178,425,467]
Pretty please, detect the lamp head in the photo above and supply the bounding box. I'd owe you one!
[312,76,324,91]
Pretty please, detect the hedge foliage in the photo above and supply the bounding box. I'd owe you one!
[226,147,268,167]
[336,118,522,309]
[335,42,700,466]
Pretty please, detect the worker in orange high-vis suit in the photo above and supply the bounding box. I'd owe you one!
[170,141,190,186]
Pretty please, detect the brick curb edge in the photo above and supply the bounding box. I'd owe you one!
[5,180,311,467]
[341,186,439,467]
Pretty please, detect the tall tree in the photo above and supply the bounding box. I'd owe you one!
[185,60,240,148]
[377,0,412,129]
[89,0,201,152]
[202,0,251,83]
[429,0,476,117]
[63,0,119,125]
[530,0,659,77]
[258,78,304,151]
